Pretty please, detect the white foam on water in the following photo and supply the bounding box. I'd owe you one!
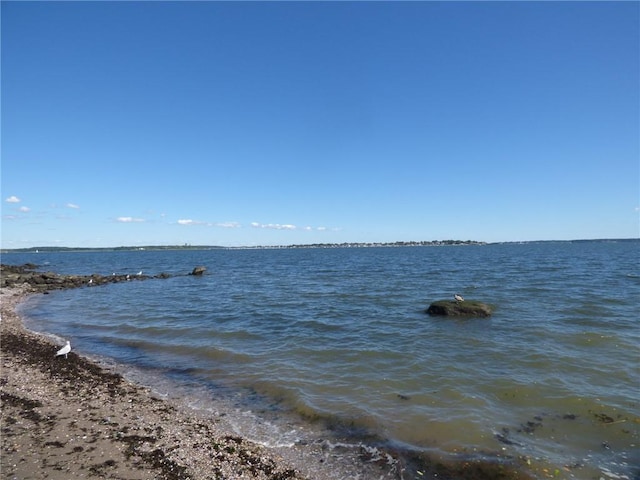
[230,409,301,448]
[599,466,631,480]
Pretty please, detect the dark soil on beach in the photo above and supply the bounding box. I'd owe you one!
[1,264,534,480]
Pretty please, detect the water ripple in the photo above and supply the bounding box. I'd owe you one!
[12,241,640,480]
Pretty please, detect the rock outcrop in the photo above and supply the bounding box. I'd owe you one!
[190,266,207,276]
[0,264,171,292]
[426,300,493,318]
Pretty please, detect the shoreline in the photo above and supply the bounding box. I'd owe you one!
[1,285,312,480]
[1,282,410,480]
[1,267,534,480]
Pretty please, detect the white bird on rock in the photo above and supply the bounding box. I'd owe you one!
[55,341,71,358]
[454,294,464,302]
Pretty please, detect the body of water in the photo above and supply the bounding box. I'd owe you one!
[7,241,640,479]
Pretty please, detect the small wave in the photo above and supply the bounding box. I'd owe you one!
[231,410,301,448]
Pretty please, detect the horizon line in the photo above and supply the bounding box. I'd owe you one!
[2,237,638,253]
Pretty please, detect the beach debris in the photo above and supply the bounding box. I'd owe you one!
[55,340,71,358]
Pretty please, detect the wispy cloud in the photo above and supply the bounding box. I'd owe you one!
[251,222,297,230]
[5,195,20,203]
[177,219,204,226]
[116,216,145,223]
[177,219,242,228]
[251,222,296,230]
[18,206,31,213]
[250,222,332,232]
[216,221,241,228]
[66,203,80,209]
[175,219,331,231]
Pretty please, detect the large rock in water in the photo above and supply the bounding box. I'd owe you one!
[426,300,493,318]
[190,266,206,276]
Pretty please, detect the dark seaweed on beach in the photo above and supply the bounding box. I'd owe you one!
[1,330,130,397]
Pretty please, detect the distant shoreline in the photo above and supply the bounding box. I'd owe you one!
[2,237,637,254]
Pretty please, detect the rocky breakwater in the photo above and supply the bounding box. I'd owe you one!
[1,263,172,292]
[426,299,493,318]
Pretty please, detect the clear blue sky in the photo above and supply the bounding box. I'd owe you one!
[2,1,638,248]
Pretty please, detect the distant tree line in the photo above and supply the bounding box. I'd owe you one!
[2,240,487,253]
[279,240,486,249]
[3,238,636,254]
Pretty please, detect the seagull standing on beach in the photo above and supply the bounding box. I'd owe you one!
[454,294,464,302]
[55,341,71,359]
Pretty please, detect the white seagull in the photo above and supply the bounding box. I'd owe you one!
[454,294,465,302]
[55,341,71,358]
[137,271,143,276]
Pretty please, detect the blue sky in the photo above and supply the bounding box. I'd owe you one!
[2,1,638,248]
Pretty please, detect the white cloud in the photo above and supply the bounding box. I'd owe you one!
[18,206,30,212]
[5,196,20,203]
[216,221,241,228]
[66,203,80,209]
[250,222,335,232]
[116,216,144,223]
[251,222,297,230]
[177,219,244,228]
[178,219,214,226]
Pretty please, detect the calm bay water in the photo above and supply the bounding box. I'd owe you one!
[7,241,640,479]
